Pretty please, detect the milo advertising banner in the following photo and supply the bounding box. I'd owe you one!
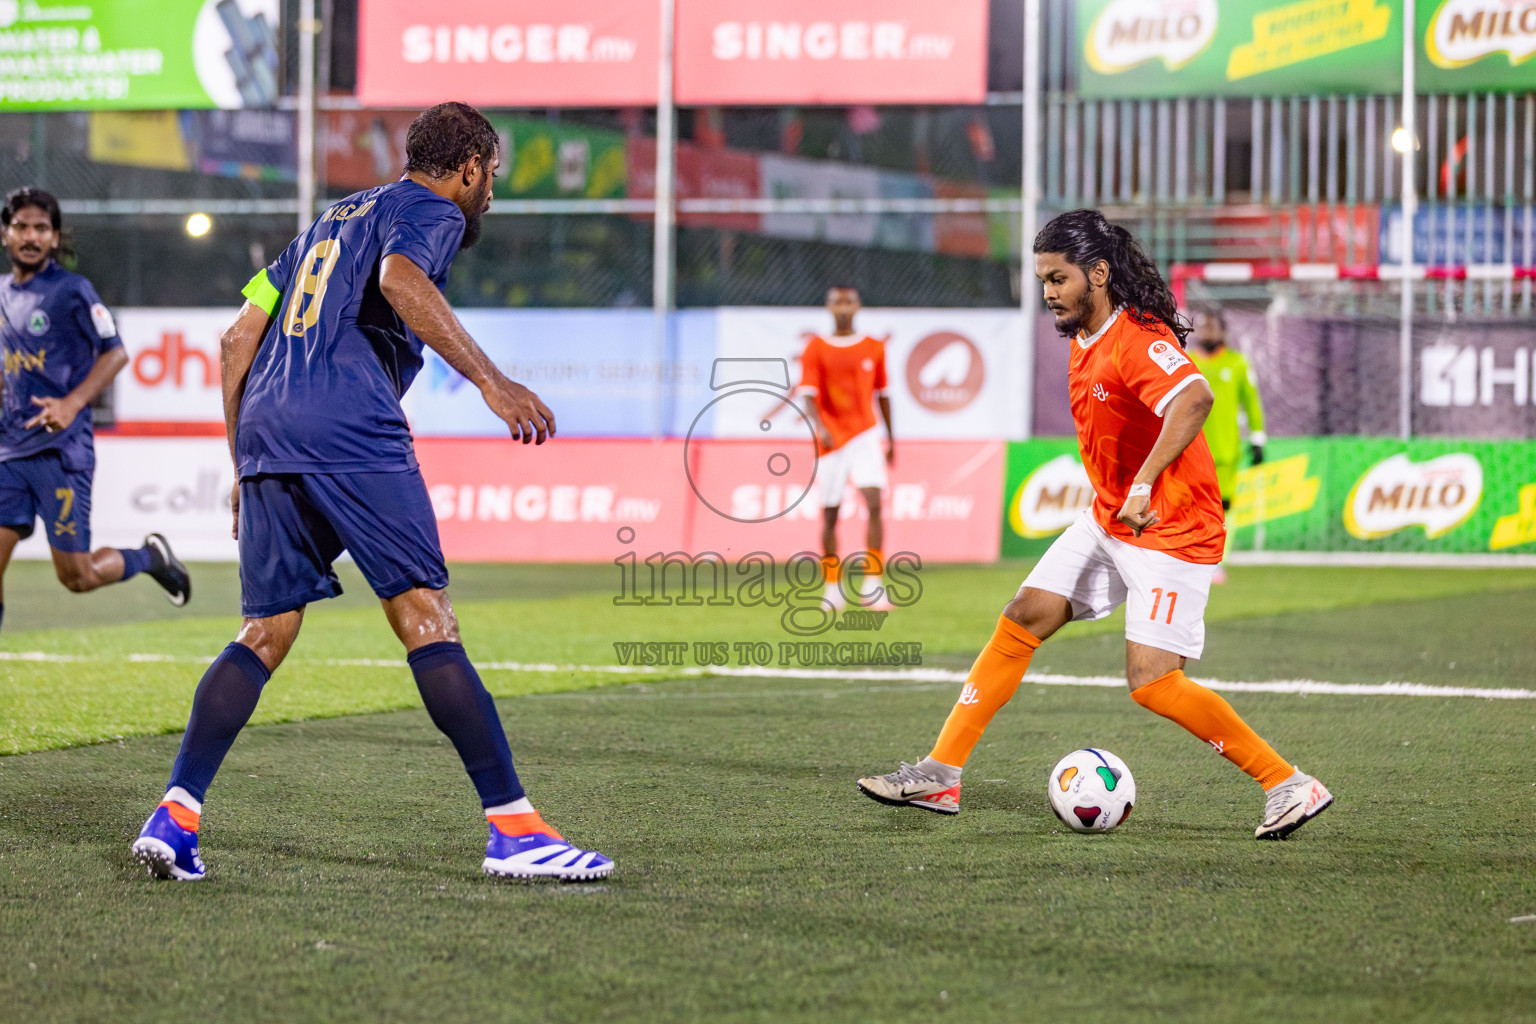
[1418,0,1536,93]
[487,116,627,200]
[1076,0,1401,99]
[0,0,280,110]
[1002,438,1536,557]
[1000,439,1098,557]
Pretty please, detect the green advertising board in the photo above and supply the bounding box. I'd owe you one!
[1001,437,1536,557]
[488,117,627,201]
[1076,0,1402,99]
[1417,0,1536,93]
[1077,0,1535,97]
[1000,438,1099,558]
[0,0,279,110]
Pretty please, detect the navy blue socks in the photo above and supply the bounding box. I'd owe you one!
[119,545,158,581]
[408,641,525,808]
[165,640,521,809]
[167,642,271,803]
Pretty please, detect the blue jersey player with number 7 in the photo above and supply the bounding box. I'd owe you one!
[132,102,613,883]
[0,187,191,621]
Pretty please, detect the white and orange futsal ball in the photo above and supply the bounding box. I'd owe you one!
[1048,749,1136,833]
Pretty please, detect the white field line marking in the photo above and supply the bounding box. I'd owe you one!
[1510,915,1536,924]
[2,651,1534,700]
[1225,551,1536,568]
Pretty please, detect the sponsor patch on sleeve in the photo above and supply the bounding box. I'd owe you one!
[90,302,117,339]
[1147,339,1189,376]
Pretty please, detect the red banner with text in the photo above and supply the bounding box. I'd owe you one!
[356,0,660,108]
[674,0,989,105]
[415,438,1002,563]
[356,0,988,108]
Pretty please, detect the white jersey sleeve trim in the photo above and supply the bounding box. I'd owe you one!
[90,302,118,339]
[1153,372,1203,417]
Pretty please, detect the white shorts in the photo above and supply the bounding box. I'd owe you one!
[818,427,888,506]
[1020,511,1216,659]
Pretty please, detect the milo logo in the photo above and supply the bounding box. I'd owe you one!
[1009,454,1096,539]
[1344,453,1483,540]
[1426,0,1536,68]
[1085,0,1218,73]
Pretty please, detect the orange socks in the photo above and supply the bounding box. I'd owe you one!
[1131,669,1294,789]
[821,555,841,584]
[929,615,1042,767]
[924,622,1291,789]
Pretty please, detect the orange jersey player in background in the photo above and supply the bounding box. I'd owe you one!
[858,210,1333,840]
[797,286,893,611]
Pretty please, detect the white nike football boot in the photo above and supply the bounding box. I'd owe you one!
[857,761,961,815]
[1255,770,1333,840]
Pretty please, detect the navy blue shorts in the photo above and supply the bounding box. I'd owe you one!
[238,469,449,618]
[0,450,93,552]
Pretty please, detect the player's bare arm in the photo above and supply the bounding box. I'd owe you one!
[23,345,127,433]
[218,300,274,537]
[801,394,833,449]
[378,253,555,445]
[878,393,894,464]
[1117,378,1215,536]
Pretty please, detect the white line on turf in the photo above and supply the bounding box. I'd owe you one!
[1510,915,1536,924]
[1226,551,1536,568]
[2,651,1534,700]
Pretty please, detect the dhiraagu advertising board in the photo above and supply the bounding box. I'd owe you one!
[0,0,279,110]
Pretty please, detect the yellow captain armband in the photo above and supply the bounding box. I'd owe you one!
[241,268,281,316]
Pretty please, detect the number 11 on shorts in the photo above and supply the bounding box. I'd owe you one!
[1149,587,1178,624]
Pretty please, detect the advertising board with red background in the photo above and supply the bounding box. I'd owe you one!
[673,0,988,105]
[356,0,660,108]
[415,438,1003,564]
[357,0,987,108]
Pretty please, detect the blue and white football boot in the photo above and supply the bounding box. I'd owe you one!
[131,803,206,881]
[482,814,613,882]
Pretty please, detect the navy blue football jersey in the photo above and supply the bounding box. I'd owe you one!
[236,180,465,476]
[0,260,121,467]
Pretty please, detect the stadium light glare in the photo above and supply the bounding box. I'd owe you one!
[186,213,212,237]
[1390,128,1419,153]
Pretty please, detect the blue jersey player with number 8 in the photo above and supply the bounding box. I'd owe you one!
[132,102,613,883]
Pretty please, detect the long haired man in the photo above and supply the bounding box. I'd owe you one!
[858,210,1332,840]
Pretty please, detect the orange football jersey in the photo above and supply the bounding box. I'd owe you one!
[797,334,887,451]
[1068,309,1226,563]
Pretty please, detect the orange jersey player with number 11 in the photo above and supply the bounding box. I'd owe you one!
[858,210,1333,840]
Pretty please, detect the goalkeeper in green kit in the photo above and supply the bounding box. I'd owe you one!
[1189,308,1265,584]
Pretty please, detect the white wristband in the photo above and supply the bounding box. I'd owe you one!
[1128,483,1152,499]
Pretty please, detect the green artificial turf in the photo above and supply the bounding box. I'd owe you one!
[2,667,1534,1022]
[3,560,1536,754]
[2,562,1535,1021]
